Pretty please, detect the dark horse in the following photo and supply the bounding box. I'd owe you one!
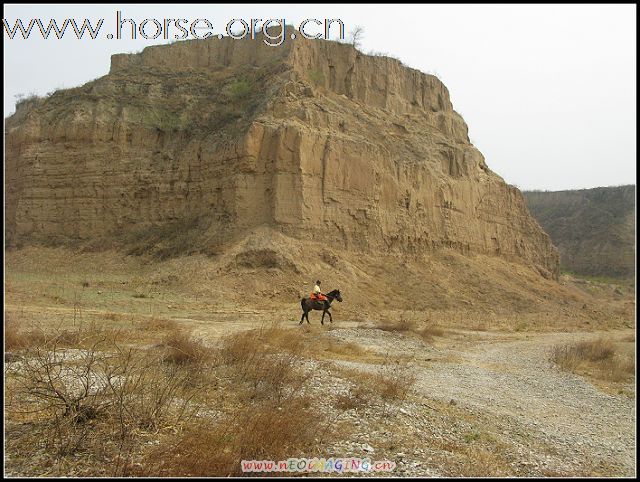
[300,289,343,325]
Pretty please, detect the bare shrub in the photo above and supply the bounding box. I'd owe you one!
[553,338,614,368]
[103,345,197,432]
[7,327,199,468]
[348,25,365,49]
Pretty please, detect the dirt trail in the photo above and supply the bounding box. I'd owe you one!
[329,327,636,476]
[6,299,635,475]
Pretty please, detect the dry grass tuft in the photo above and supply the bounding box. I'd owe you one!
[340,359,417,404]
[457,445,512,477]
[5,318,51,351]
[217,324,308,402]
[144,395,320,476]
[470,322,488,332]
[621,332,635,342]
[377,316,445,343]
[160,330,211,365]
[138,324,326,476]
[419,325,445,342]
[375,360,417,401]
[138,316,178,332]
[552,337,635,382]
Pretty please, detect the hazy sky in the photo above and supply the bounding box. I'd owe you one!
[3,4,636,190]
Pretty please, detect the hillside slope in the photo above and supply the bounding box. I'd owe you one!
[5,29,559,283]
[524,186,635,278]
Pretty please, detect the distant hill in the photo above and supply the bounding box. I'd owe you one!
[524,186,635,278]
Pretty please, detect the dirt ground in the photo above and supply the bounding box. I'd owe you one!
[3,247,636,477]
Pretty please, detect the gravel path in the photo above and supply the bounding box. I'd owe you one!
[329,328,636,476]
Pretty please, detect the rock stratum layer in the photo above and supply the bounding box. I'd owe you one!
[5,32,559,279]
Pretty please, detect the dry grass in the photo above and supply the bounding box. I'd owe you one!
[4,317,93,351]
[470,322,488,332]
[374,360,417,401]
[138,316,178,332]
[310,336,369,361]
[377,315,445,343]
[5,326,200,474]
[143,395,321,476]
[551,337,635,382]
[339,359,417,404]
[621,332,635,342]
[5,319,46,351]
[159,329,211,365]
[135,324,332,476]
[419,325,446,342]
[334,392,361,411]
[456,445,512,477]
[217,324,308,402]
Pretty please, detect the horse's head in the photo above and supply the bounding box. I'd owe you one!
[333,289,343,302]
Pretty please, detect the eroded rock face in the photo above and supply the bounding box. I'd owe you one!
[5,33,559,278]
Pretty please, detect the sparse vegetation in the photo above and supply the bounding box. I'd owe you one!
[228,78,251,99]
[374,359,417,401]
[551,337,635,382]
[5,326,199,474]
[5,318,46,351]
[524,186,635,278]
[4,245,636,477]
[14,92,43,108]
[348,25,365,49]
[308,68,325,87]
[138,316,178,332]
[142,395,320,477]
[159,329,211,366]
[377,315,445,343]
[340,358,417,404]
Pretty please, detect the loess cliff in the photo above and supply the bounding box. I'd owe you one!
[5,31,559,279]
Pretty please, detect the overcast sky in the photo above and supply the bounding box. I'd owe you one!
[3,4,636,190]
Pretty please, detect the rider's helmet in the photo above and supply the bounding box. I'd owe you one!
[316,280,321,285]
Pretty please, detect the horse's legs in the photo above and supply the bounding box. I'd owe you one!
[327,310,333,323]
[306,311,311,324]
[300,311,306,325]
[321,310,326,325]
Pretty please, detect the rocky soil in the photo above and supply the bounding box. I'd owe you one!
[316,325,636,476]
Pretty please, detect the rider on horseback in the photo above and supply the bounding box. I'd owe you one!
[311,280,328,302]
